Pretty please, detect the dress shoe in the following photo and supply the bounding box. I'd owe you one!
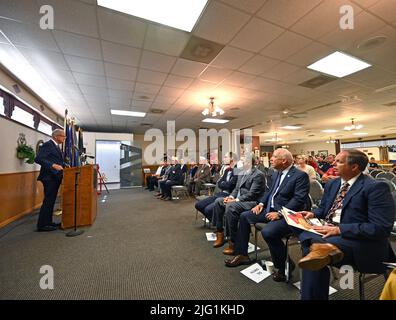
[213,231,224,248]
[298,243,344,271]
[50,222,61,227]
[37,225,57,232]
[163,197,171,201]
[222,241,234,255]
[272,270,287,282]
[225,255,251,267]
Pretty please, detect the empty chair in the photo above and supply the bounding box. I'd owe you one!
[309,180,324,208]
[376,171,396,180]
[377,178,396,193]
[370,169,384,178]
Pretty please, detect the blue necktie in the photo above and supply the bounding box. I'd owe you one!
[266,172,283,212]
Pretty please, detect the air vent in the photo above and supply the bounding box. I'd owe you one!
[150,108,165,114]
[180,35,225,64]
[308,134,315,137]
[230,107,240,111]
[259,131,268,134]
[138,95,151,100]
[299,75,337,89]
[357,36,387,51]
[383,101,396,107]
[289,112,308,118]
[141,123,152,127]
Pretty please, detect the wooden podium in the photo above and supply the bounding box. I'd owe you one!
[62,164,98,229]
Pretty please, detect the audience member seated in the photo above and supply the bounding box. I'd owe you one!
[368,157,379,170]
[317,155,331,176]
[293,149,395,300]
[321,165,339,184]
[155,162,173,197]
[188,157,211,196]
[180,158,188,176]
[296,155,317,181]
[157,157,182,201]
[211,155,266,255]
[145,160,168,191]
[225,149,310,284]
[187,161,198,185]
[195,152,238,223]
[308,155,318,172]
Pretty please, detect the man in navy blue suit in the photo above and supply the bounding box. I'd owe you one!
[195,152,238,223]
[225,148,310,283]
[295,149,395,300]
[34,129,66,231]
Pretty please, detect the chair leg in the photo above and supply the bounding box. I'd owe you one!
[285,236,290,283]
[254,226,258,261]
[359,273,365,300]
[195,209,198,224]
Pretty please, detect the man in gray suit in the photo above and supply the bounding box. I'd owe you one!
[212,155,266,255]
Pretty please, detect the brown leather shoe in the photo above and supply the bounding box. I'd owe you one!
[213,231,224,248]
[298,243,344,271]
[225,255,251,267]
[222,241,234,255]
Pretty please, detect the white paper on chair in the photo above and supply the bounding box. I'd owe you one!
[247,242,260,254]
[293,281,337,295]
[240,263,271,283]
[206,232,217,241]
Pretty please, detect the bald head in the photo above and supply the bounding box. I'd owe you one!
[271,148,293,171]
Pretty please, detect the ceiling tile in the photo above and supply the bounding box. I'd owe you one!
[0,19,59,51]
[135,82,161,95]
[319,11,385,51]
[144,24,190,56]
[367,0,396,23]
[291,0,363,40]
[260,31,313,60]
[217,0,267,14]
[231,18,285,52]
[137,69,168,85]
[54,30,102,59]
[97,7,146,48]
[140,51,176,73]
[104,62,137,81]
[351,0,381,8]
[158,86,184,98]
[263,62,301,81]
[107,78,134,91]
[102,41,141,66]
[20,47,69,71]
[171,58,208,77]
[80,84,108,97]
[108,89,133,99]
[37,0,98,37]
[238,54,280,75]
[257,0,322,28]
[73,72,106,87]
[282,68,320,85]
[199,66,232,83]
[286,41,333,67]
[109,96,131,107]
[194,1,250,44]
[164,75,194,89]
[0,0,40,24]
[223,71,256,86]
[64,55,104,76]
[211,46,254,69]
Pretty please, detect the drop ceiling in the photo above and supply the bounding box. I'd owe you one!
[0,0,396,145]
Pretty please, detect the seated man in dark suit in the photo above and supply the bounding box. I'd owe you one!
[295,149,395,300]
[225,148,310,282]
[146,160,167,191]
[195,152,238,223]
[212,155,266,255]
[34,129,66,232]
[158,157,182,201]
[188,157,211,196]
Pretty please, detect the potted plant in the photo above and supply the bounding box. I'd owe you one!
[16,144,36,164]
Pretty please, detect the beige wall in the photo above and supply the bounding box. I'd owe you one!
[287,141,337,156]
[83,132,134,160]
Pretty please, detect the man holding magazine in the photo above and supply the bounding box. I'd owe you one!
[292,149,395,300]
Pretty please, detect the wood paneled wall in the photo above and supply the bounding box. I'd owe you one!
[0,171,43,228]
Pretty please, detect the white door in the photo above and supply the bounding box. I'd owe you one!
[96,140,121,183]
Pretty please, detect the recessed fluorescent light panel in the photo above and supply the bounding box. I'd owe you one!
[280,126,301,130]
[97,0,208,32]
[202,118,229,124]
[111,109,146,117]
[307,51,371,78]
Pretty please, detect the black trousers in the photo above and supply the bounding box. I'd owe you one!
[37,178,61,228]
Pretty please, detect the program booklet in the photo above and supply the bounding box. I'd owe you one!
[280,207,323,235]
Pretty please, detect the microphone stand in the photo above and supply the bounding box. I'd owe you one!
[66,168,84,237]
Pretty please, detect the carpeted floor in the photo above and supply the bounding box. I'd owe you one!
[0,189,393,300]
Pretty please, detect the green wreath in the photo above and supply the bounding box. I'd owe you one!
[16,144,36,164]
